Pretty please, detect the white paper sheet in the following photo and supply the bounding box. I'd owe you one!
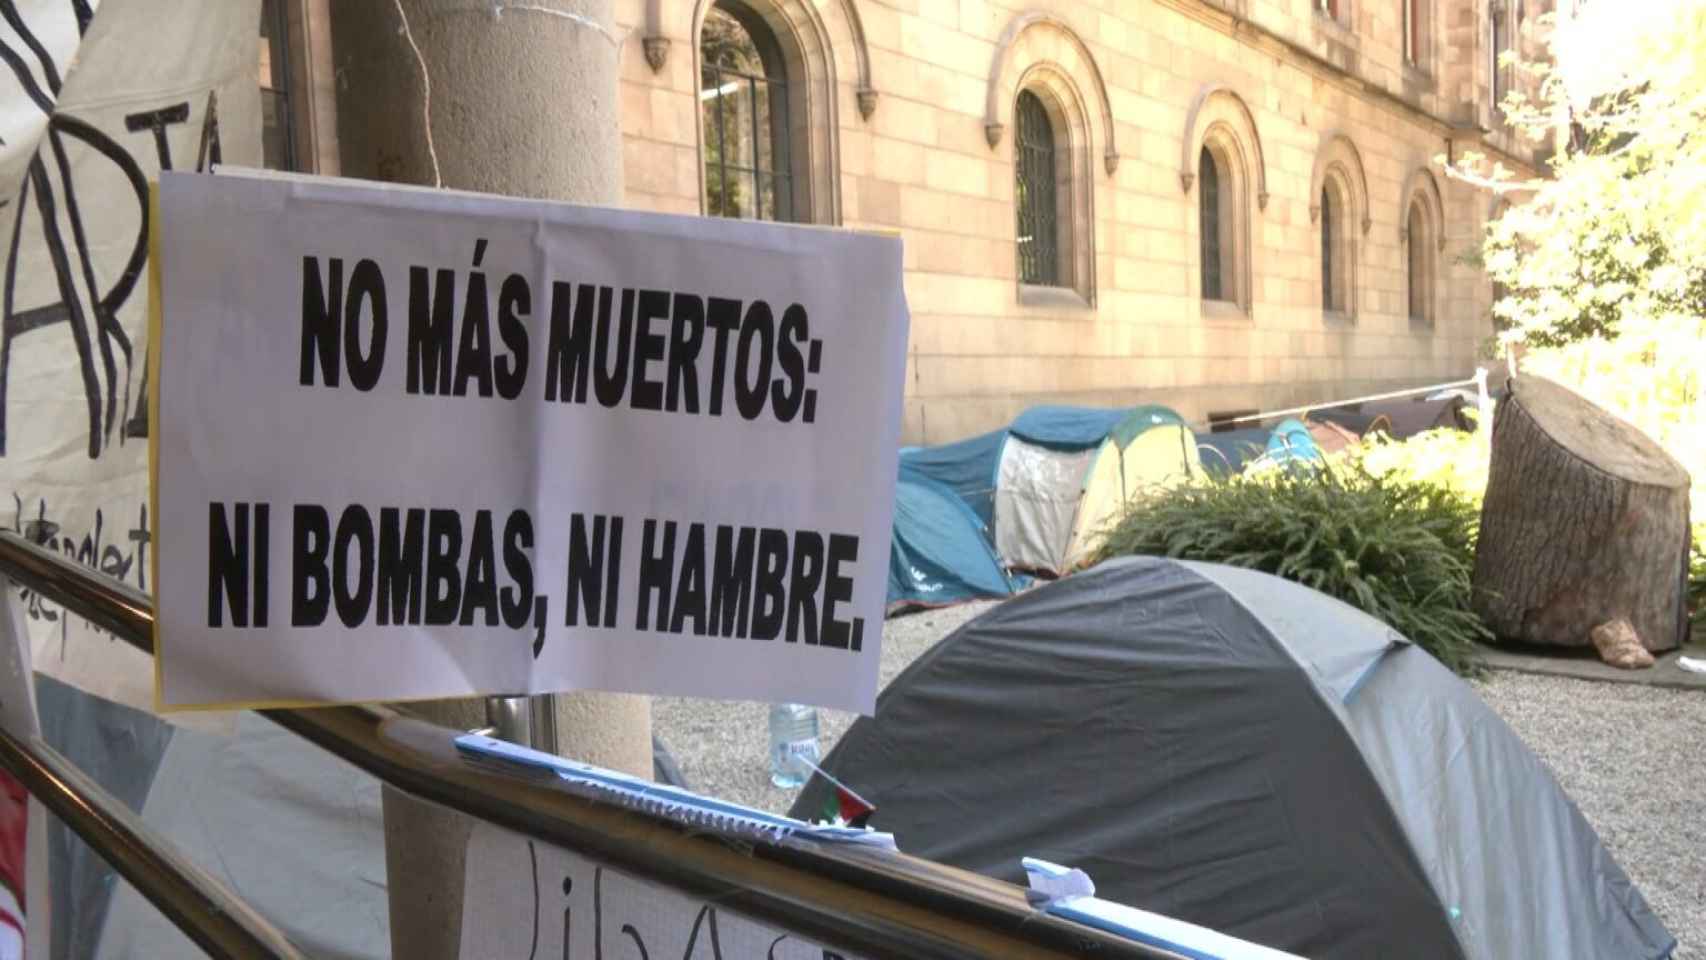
[459,821,868,959]
[153,169,907,714]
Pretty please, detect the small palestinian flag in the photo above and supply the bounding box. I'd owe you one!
[800,759,877,828]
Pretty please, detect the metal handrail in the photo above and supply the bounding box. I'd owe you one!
[0,531,1182,960]
[0,725,306,960]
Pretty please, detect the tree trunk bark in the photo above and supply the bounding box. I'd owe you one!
[1473,374,1692,651]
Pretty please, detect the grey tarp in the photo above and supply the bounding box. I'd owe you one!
[792,557,1674,960]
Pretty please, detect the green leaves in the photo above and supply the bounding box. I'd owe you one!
[1093,462,1489,676]
[1454,5,1706,351]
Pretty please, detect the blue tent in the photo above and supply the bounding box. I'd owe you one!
[1265,417,1321,464]
[1197,426,1271,476]
[899,429,1007,529]
[1199,420,1324,475]
[887,464,1015,612]
[1008,405,1130,450]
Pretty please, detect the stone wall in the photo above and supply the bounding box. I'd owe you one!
[630,0,1538,442]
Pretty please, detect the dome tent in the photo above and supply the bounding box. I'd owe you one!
[794,558,1674,960]
[1196,425,1272,476]
[991,406,1127,575]
[898,428,1009,529]
[1313,393,1474,439]
[1063,406,1201,568]
[886,463,1015,613]
[993,405,1198,576]
[1262,417,1319,464]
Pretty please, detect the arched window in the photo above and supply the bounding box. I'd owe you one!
[1199,147,1223,300]
[1183,87,1263,314]
[1318,176,1356,318]
[1320,188,1335,310]
[1407,201,1433,326]
[1008,77,1093,302]
[693,0,839,223]
[1310,136,1368,323]
[700,4,794,221]
[1015,90,1059,286]
[1400,168,1444,330]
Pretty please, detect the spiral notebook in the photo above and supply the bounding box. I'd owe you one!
[453,734,896,849]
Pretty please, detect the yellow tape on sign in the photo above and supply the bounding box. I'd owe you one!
[146,185,392,714]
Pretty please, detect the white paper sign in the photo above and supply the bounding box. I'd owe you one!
[459,821,867,960]
[153,170,907,713]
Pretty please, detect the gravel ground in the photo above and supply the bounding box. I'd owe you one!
[655,602,1705,956]
[652,601,999,814]
[1472,672,1706,958]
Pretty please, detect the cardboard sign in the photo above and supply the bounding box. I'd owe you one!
[152,169,908,712]
[460,821,867,959]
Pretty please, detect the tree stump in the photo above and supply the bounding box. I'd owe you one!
[1474,375,1692,651]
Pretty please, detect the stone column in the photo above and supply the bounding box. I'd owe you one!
[327,3,650,956]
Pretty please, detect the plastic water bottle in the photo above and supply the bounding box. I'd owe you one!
[767,703,820,788]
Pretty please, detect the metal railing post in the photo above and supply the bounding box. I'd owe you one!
[527,693,559,754]
[0,726,304,960]
[481,695,532,746]
[0,532,1183,960]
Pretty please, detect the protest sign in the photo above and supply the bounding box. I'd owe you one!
[459,821,867,959]
[152,169,908,713]
[2,0,260,729]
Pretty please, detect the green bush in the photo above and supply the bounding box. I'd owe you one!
[1095,462,1488,676]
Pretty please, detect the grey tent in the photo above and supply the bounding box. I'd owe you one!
[1313,393,1474,439]
[792,557,1674,960]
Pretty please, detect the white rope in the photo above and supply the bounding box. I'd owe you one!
[392,0,443,188]
[1205,373,1485,428]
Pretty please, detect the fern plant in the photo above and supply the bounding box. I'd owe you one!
[1094,462,1488,676]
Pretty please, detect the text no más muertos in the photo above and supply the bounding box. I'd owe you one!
[195,243,867,656]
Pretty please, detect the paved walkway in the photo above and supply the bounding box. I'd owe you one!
[1477,634,1706,690]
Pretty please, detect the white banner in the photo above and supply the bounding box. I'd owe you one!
[1,0,260,724]
[460,821,868,959]
[154,169,907,713]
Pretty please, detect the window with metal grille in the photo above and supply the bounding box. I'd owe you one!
[700,4,794,222]
[1199,147,1223,301]
[1014,90,1059,286]
[1321,188,1335,311]
[259,0,295,171]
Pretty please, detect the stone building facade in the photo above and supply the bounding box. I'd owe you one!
[271,0,1547,444]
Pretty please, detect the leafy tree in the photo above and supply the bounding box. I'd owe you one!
[1445,3,1706,630]
[1445,2,1706,348]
